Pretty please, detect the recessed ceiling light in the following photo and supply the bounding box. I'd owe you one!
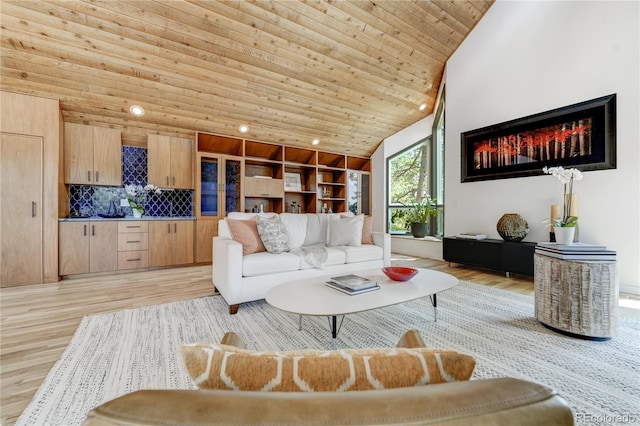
[129,105,145,116]
[239,124,249,133]
[419,103,427,112]
[312,139,320,145]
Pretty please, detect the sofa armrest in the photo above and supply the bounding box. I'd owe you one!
[84,378,574,426]
[212,236,244,306]
[372,232,391,267]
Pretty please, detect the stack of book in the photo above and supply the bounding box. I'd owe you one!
[456,232,487,240]
[535,242,616,261]
[325,274,379,295]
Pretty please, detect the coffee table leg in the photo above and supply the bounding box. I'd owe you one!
[430,294,437,322]
[327,315,345,349]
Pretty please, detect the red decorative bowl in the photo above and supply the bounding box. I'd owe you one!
[382,266,418,282]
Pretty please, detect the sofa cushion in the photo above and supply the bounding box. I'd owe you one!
[278,213,308,249]
[256,216,290,254]
[328,215,364,247]
[181,343,476,392]
[338,244,384,264]
[242,252,300,276]
[226,218,266,255]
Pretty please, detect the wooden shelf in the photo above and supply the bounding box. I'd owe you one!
[196,132,371,219]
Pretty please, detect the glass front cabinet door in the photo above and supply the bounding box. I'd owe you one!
[196,153,244,219]
[347,171,371,215]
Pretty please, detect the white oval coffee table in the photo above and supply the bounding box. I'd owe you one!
[266,268,458,346]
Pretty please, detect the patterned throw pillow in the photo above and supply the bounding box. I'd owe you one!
[181,343,475,392]
[256,215,290,254]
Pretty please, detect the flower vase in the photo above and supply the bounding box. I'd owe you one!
[554,227,575,245]
[132,209,143,219]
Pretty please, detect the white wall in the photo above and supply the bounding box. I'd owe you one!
[445,1,640,293]
[371,115,433,234]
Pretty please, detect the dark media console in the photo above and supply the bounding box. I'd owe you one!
[443,237,536,277]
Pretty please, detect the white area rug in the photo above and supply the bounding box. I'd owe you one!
[18,281,639,425]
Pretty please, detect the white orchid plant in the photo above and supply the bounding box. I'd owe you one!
[543,166,583,227]
[125,184,161,213]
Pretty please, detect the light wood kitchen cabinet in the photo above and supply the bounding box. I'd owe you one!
[149,220,194,267]
[1,91,60,286]
[1,133,43,286]
[64,123,122,186]
[117,221,149,270]
[195,219,217,263]
[148,134,193,189]
[244,177,284,198]
[59,221,118,275]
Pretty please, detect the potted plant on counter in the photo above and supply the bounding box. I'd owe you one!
[406,196,438,238]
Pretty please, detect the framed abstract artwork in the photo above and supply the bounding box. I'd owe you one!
[461,94,616,182]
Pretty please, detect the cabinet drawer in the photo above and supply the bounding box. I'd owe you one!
[245,177,284,197]
[118,221,149,233]
[117,233,149,251]
[118,250,149,270]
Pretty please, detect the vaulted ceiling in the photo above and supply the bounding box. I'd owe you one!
[1,0,493,157]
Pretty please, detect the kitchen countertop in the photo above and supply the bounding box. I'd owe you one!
[59,216,196,222]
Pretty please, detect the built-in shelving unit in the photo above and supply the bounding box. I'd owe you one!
[194,131,371,261]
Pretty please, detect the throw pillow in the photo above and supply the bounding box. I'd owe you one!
[361,215,373,245]
[278,213,308,249]
[328,214,364,247]
[181,343,475,392]
[256,215,290,254]
[226,218,266,255]
[303,214,331,246]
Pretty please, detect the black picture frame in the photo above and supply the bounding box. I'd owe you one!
[460,94,616,182]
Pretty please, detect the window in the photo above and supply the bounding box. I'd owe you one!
[387,137,432,234]
[386,90,445,237]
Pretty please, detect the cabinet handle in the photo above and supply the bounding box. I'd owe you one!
[127,258,141,262]
[174,223,177,233]
[260,193,269,196]
[126,226,140,229]
[83,224,87,236]
[95,171,99,182]
[31,201,36,218]
[88,170,91,182]
[166,176,169,185]
[167,223,170,233]
[92,225,95,236]
[172,176,175,186]
[127,240,141,243]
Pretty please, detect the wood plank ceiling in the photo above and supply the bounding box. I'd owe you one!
[1,0,493,157]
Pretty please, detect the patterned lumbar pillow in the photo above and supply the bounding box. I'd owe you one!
[180,343,475,392]
[256,215,290,254]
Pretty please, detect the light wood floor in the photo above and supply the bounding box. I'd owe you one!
[0,257,635,425]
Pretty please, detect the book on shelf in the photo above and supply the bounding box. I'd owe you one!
[537,242,607,251]
[535,247,616,261]
[456,232,487,240]
[325,281,380,295]
[329,274,376,291]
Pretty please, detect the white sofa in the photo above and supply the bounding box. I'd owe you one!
[213,212,391,314]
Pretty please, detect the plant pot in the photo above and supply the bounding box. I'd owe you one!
[410,223,428,238]
[554,227,576,245]
[132,209,143,219]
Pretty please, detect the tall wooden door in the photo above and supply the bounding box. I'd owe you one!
[1,133,43,286]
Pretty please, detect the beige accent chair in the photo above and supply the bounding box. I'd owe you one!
[84,331,574,426]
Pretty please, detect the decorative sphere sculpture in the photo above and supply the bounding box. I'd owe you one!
[496,213,529,242]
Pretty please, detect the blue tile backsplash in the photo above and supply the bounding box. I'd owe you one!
[69,146,194,217]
